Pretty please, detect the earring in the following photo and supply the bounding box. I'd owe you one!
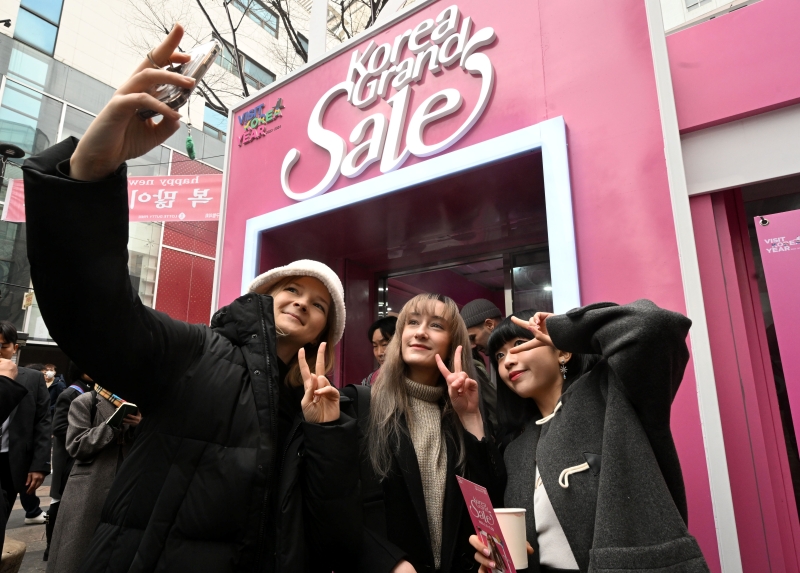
[560,360,567,379]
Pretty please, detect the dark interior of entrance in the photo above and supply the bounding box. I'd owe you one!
[258,149,549,385]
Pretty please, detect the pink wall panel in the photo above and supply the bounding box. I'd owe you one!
[668,0,800,132]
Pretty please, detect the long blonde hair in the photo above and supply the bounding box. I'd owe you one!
[268,276,337,387]
[368,293,476,479]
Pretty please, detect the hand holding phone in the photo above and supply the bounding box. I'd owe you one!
[137,40,221,119]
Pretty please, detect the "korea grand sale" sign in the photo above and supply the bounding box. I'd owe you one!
[280,4,496,201]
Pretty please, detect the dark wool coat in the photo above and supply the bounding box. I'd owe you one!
[47,393,135,573]
[344,384,506,573]
[23,138,362,573]
[0,375,28,548]
[504,300,709,573]
[4,367,51,492]
[50,382,91,499]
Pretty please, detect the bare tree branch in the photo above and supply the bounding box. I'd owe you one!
[194,0,250,97]
[266,0,308,62]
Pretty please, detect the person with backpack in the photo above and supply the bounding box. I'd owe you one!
[44,363,94,561]
[343,293,505,573]
[47,385,140,573]
[23,24,361,573]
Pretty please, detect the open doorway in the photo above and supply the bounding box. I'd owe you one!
[256,146,561,385]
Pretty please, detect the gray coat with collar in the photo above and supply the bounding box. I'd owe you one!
[504,300,709,573]
[47,391,135,573]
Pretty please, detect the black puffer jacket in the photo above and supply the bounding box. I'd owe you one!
[23,138,362,573]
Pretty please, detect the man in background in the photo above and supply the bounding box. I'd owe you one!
[362,316,397,386]
[0,359,25,548]
[0,321,51,526]
[460,299,504,434]
[44,364,66,419]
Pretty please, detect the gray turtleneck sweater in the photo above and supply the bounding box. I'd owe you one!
[404,378,448,569]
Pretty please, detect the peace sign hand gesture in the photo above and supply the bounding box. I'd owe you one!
[509,312,555,354]
[299,343,340,424]
[436,346,484,440]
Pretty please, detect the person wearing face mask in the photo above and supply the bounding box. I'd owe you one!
[43,364,66,419]
[470,302,710,573]
[22,25,361,573]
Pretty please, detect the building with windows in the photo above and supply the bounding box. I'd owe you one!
[0,0,328,367]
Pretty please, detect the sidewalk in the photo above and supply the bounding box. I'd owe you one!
[4,477,50,573]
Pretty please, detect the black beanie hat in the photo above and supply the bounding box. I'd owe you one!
[460,299,503,328]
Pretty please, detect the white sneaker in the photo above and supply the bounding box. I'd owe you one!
[24,511,47,525]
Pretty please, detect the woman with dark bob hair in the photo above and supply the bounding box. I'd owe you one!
[470,301,710,573]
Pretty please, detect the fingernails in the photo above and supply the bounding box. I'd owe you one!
[489,562,496,568]
[483,548,490,557]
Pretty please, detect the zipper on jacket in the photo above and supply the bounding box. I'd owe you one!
[255,296,279,573]
[272,417,302,563]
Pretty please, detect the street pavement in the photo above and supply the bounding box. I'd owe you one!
[4,474,51,573]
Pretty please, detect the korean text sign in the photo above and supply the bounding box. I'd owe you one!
[2,174,223,223]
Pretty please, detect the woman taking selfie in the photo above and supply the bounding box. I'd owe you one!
[358,293,505,573]
[23,25,360,573]
[472,300,710,573]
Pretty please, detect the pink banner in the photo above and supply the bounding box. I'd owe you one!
[2,174,223,223]
[755,209,800,445]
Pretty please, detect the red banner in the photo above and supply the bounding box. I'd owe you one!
[2,174,223,223]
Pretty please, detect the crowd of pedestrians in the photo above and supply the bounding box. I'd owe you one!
[0,24,711,573]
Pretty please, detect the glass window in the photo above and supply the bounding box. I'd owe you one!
[20,0,64,25]
[215,46,238,75]
[0,80,62,155]
[298,33,309,54]
[0,162,22,204]
[203,105,227,142]
[233,0,279,37]
[60,106,94,141]
[127,145,170,177]
[203,105,227,134]
[216,46,274,91]
[14,9,58,55]
[8,48,50,89]
[511,251,553,313]
[243,58,275,90]
[128,222,162,308]
[0,221,30,329]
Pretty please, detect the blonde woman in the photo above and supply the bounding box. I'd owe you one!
[356,294,505,573]
[23,25,360,573]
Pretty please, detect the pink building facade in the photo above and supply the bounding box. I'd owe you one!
[215,1,800,571]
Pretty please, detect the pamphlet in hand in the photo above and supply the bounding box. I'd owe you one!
[457,476,516,573]
[105,403,138,430]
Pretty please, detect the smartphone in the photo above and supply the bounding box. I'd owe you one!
[138,40,222,120]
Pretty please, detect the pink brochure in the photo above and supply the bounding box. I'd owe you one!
[457,476,516,573]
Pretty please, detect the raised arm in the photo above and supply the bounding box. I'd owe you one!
[23,27,203,408]
[545,300,692,429]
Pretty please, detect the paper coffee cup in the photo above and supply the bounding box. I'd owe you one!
[495,508,527,569]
